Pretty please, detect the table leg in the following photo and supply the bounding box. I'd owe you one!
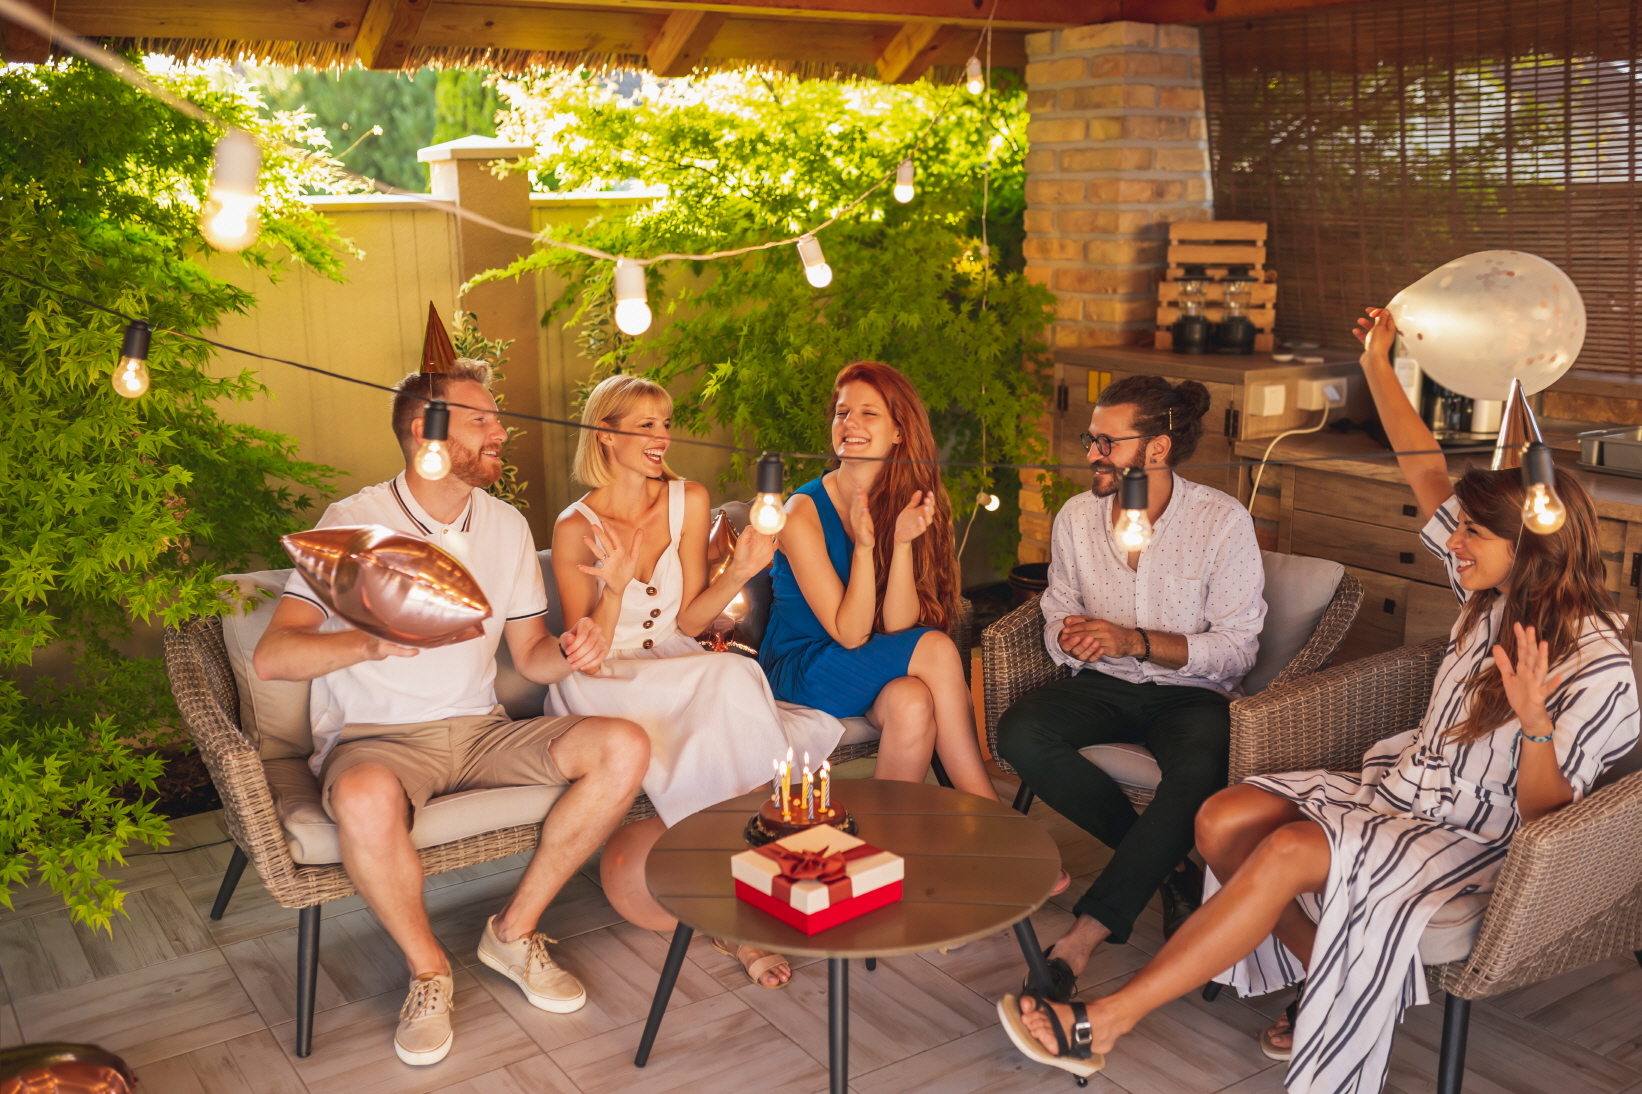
[1014,919,1056,996]
[829,957,849,1094]
[865,957,876,971]
[634,924,694,1067]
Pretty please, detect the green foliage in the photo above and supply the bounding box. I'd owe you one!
[0,59,342,927]
[433,70,501,145]
[481,72,1054,525]
[252,65,437,192]
[448,311,528,509]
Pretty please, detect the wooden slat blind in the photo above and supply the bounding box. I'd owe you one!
[1201,0,1642,377]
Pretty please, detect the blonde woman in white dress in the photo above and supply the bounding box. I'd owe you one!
[550,374,844,990]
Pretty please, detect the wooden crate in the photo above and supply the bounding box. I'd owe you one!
[1154,220,1275,353]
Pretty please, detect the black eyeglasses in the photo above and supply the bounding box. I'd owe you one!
[1078,431,1155,456]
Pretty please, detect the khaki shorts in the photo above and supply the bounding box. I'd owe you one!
[320,705,583,819]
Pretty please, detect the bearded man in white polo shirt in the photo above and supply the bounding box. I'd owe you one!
[254,360,650,1066]
[996,374,1265,999]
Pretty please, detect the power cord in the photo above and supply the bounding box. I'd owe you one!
[1248,407,1333,512]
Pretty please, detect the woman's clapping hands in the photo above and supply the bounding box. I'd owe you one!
[847,484,936,549]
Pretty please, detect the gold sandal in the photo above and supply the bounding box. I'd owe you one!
[711,938,791,990]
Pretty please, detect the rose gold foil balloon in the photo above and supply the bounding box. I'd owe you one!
[282,525,491,648]
[0,1044,136,1094]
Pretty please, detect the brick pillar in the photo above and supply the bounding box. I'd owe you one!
[419,135,551,543]
[1016,21,1212,564]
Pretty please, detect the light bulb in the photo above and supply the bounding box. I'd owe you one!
[750,452,787,535]
[893,158,915,204]
[978,491,1001,512]
[113,320,151,398]
[1116,467,1153,551]
[415,399,452,481]
[199,129,261,252]
[966,56,985,95]
[1519,443,1565,534]
[796,235,832,289]
[613,258,652,335]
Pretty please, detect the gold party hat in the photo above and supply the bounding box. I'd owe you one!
[1490,378,1545,471]
[421,303,457,374]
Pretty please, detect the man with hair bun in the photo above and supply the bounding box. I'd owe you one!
[996,374,1265,994]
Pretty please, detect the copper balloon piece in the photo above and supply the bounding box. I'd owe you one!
[706,508,739,582]
[0,1044,136,1094]
[282,525,491,648]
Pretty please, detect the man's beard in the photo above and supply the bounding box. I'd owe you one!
[450,441,503,489]
[1089,447,1147,497]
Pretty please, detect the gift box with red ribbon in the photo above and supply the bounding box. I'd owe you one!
[730,824,904,935]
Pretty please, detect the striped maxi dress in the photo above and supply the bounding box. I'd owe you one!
[1205,496,1639,1094]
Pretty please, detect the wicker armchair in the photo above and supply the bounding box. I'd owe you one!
[1222,636,1642,1094]
[983,568,1364,809]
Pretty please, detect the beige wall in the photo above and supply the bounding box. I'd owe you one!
[204,190,738,537]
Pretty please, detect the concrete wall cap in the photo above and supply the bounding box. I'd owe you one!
[417,134,537,162]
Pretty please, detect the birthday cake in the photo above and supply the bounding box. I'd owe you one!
[752,794,852,841]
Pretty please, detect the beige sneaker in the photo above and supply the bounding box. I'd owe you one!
[394,972,454,1066]
[476,915,587,1013]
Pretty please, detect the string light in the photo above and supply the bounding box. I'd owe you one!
[199,129,261,252]
[613,258,652,336]
[966,56,985,95]
[1520,442,1566,534]
[112,320,151,398]
[977,490,1000,512]
[1115,468,1154,551]
[414,399,453,481]
[796,235,832,288]
[749,452,787,535]
[894,158,915,203]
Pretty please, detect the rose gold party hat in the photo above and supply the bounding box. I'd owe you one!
[1490,378,1545,471]
[421,303,457,375]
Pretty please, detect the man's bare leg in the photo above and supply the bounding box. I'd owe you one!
[330,763,448,976]
[492,716,650,942]
[1018,817,1331,1058]
[1045,915,1112,977]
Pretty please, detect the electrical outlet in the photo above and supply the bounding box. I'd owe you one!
[1249,383,1285,417]
[1298,377,1347,411]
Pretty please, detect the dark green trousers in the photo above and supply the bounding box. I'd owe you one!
[995,669,1230,943]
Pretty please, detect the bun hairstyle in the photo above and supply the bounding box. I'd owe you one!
[1095,374,1213,465]
[828,361,959,634]
[1446,465,1621,743]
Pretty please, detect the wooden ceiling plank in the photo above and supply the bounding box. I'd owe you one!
[355,0,430,67]
[875,20,954,84]
[1,0,54,63]
[430,0,1081,32]
[647,8,725,76]
[54,0,367,44]
[1104,0,1385,22]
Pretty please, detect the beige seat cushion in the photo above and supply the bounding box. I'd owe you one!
[1244,552,1345,695]
[837,716,880,747]
[219,571,312,761]
[1079,742,1162,792]
[1418,890,1490,965]
[263,757,568,865]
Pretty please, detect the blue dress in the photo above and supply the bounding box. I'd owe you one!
[759,476,933,718]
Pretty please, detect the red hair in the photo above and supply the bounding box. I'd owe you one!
[830,362,959,634]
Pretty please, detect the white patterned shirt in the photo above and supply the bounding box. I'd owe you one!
[1041,474,1266,693]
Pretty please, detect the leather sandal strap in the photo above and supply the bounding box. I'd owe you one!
[1068,1001,1095,1060]
[1023,991,1073,1059]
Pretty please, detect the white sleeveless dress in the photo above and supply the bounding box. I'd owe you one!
[547,479,846,826]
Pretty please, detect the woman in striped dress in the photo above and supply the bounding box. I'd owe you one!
[998,307,1639,1094]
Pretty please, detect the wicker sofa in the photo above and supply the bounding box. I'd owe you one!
[163,546,969,1058]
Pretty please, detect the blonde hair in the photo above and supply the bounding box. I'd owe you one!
[573,374,681,487]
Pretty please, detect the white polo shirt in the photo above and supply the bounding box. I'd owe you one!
[1040,474,1265,694]
[282,473,550,774]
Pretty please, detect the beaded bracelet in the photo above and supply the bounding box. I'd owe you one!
[1135,626,1151,664]
[1510,726,1556,773]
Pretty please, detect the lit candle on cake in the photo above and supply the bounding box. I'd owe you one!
[781,760,791,820]
[802,762,813,821]
[821,760,831,813]
[771,758,781,804]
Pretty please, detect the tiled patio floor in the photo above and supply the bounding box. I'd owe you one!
[5,775,1642,1094]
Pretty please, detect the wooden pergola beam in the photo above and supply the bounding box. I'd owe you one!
[1,0,55,63]
[434,0,1088,31]
[874,21,955,85]
[646,8,725,77]
[355,0,430,69]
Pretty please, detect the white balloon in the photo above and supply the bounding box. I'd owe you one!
[1386,250,1585,401]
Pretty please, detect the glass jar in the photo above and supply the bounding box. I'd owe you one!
[1216,279,1257,355]
[1171,279,1213,355]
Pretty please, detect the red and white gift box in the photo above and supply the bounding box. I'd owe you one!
[731,825,904,935]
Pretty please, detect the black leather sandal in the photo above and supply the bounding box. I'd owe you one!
[1022,949,1079,1003]
[998,991,1105,1084]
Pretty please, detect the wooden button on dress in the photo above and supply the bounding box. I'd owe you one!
[643,639,654,649]
[649,608,661,618]
[643,620,654,629]
[647,586,658,596]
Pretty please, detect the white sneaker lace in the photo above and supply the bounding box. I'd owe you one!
[523,933,560,975]
[400,977,453,1022]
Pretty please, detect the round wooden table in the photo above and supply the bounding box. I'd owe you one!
[634,780,1061,1093]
